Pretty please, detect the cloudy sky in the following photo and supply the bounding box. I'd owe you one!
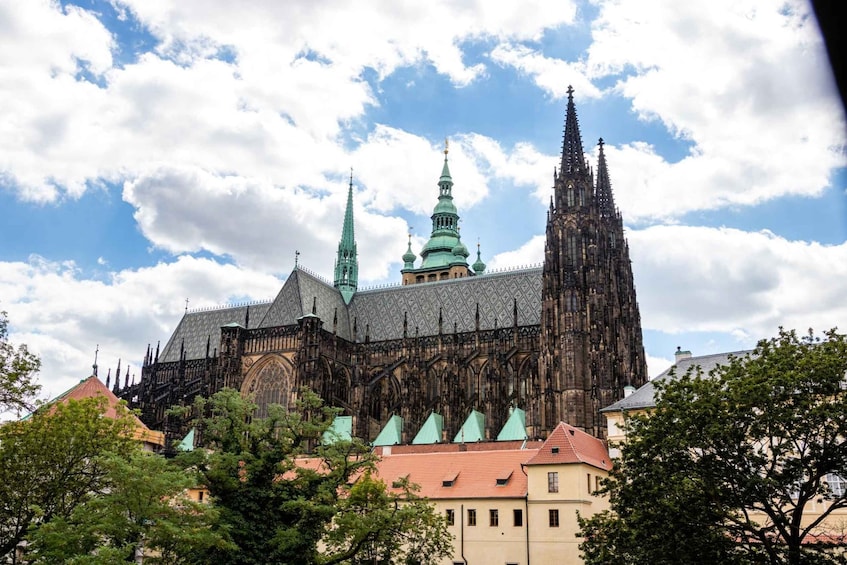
[1,0,845,407]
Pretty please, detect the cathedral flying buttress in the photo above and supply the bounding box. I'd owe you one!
[122,88,647,447]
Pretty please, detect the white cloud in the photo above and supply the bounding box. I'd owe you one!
[630,225,847,337]
[585,0,846,221]
[489,43,602,100]
[0,255,282,400]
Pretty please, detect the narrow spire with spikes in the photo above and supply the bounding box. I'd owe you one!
[595,137,616,218]
[560,85,587,178]
[334,169,358,304]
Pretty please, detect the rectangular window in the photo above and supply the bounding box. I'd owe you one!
[549,509,559,527]
[489,509,499,527]
[827,473,846,497]
[513,508,523,527]
[548,471,559,493]
[587,473,591,492]
[467,509,477,526]
[445,509,454,526]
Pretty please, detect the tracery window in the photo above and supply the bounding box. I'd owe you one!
[250,359,293,418]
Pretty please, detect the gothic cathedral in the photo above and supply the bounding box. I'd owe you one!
[121,88,648,445]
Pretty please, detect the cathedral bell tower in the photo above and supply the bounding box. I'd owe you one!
[539,87,648,438]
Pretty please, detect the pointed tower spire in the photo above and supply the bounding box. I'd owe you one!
[595,138,616,218]
[334,169,359,304]
[560,85,587,178]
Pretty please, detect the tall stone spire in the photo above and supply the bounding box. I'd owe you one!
[560,85,587,179]
[334,170,358,304]
[595,138,616,218]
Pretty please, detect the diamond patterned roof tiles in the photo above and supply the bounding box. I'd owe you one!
[158,266,543,362]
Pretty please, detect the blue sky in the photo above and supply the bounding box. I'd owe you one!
[1,0,845,406]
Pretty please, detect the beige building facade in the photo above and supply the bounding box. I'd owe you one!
[372,422,611,565]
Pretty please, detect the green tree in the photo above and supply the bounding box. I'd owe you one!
[27,450,233,564]
[0,311,41,414]
[321,473,452,565]
[176,388,452,565]
[579,328,847,565]
[0,397,137,561]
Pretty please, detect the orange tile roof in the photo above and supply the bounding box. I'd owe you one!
[46,376,165,447]
[525,422,610,471]
[374,448,538,499]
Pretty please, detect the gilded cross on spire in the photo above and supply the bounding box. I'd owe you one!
[295,250,300,267]
[444,138,449,156]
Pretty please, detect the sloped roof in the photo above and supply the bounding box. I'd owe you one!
[39,376,164,446]
[412,411,443,444]
[453,409,485,443]
[525,422,611,471]
[258,268,351,339]
[322,416,353,445]
[373,414,403,446]
[159,301,272,363]
[350,267,542,341]
[496,407,528,441]
[602,350,752,412]
[157,265,543,363]
[375,448,537,499]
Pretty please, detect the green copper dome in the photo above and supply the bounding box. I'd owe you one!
[452,239,469,258]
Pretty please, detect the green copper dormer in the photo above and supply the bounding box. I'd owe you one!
[402,233,417,270]
[333,171,358,304]
[472,242,486,274]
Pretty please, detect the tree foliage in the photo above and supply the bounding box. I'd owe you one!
[0,397,137,560]
[27,450,232,564]
[0,311,41,415]
[174,388,452,565]
[579,328,847,565]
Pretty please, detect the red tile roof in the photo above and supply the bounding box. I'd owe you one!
[374,448,538,499]
[525,422,611,471]
[46,376,164,446]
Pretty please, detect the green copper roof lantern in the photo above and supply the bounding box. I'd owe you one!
[334,170,359,304]
[415,140,469,272]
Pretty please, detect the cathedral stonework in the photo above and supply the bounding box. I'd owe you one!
[121,89,648,445]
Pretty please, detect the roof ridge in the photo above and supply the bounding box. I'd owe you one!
[186,298,273,314]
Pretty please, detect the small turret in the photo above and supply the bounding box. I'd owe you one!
[402,234,417,269]
[472,242,486,274]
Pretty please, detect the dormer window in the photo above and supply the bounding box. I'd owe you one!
[442,471,459,487]
[496,470,513,486]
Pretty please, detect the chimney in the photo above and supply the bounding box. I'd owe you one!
[675,346,692,364]
[623,384,636,397]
